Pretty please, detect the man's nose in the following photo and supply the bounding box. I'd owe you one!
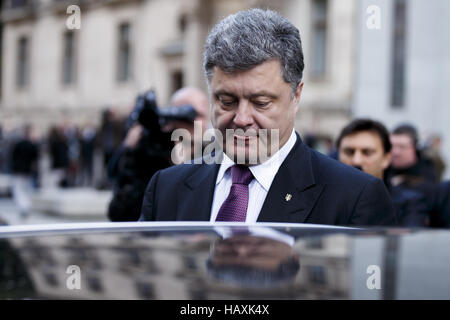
[352,152,363,166]
[233,100,254,128]
[391,146,402,156]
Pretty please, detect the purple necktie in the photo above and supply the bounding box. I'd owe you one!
[216,165,254,222]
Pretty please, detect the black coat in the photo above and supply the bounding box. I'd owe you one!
[430,181,450,228]
[11,139,38,174]
[389,185,430,227]
[49,139,69,169]
[140,134,397,226]
[108,131,172,222]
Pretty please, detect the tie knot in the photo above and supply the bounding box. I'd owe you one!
[231,165,254,186]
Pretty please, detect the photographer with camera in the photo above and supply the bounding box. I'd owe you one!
[107,87,209,221]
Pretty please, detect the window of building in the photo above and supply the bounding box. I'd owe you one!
[307,265,327,285]
[391,0,407,108]
[43,272,59,287]
[310,0,328,80]
[16,36,29,88]
[8,0,29,9]
[305,237,324,249]
[171,70,183,95]
[87,276,103,293]
[117,22,132,82]
[62,31,76,85]
[179,14,188,33]
[136,281,155,299]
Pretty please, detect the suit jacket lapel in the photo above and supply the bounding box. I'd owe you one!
[257,136,325,223]
[176,163,220,221]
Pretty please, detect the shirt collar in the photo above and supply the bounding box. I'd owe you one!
[216,129,297,191]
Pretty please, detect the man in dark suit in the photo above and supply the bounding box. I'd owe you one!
[140,8,396,226]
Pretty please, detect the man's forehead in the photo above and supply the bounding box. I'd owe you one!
[211,60,283,81]
[391,133,414,144]
[210,62,287,97]
[341,131,384,148]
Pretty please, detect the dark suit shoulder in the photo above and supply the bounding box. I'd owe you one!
[139,164,198,221]
[439,181,450,195]
[302,146,395,226]
[140,160,219,221]
[157,162,200,177]
[153,162,208,183]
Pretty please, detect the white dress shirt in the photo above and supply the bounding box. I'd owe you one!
[210,129,297,223]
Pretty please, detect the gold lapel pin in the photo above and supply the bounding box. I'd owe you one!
[285,193,292,202]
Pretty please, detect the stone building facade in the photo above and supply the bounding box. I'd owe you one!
[1,0,356,141]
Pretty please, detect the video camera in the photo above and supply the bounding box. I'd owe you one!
[127,89,198,156]
[128,89,197,131]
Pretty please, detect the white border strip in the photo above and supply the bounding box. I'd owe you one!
[0,221,357,237]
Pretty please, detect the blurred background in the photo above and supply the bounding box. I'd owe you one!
[0,0,449,225]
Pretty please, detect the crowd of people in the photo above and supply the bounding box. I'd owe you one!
[1,108,449,226]
[0,108,128,217]
[333,119,448,228]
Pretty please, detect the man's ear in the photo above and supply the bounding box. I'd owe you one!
[294,81,304,102]
[292,81,304,113]
[383,152,392,170]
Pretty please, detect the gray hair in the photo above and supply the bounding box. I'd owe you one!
[203,8,305,93]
